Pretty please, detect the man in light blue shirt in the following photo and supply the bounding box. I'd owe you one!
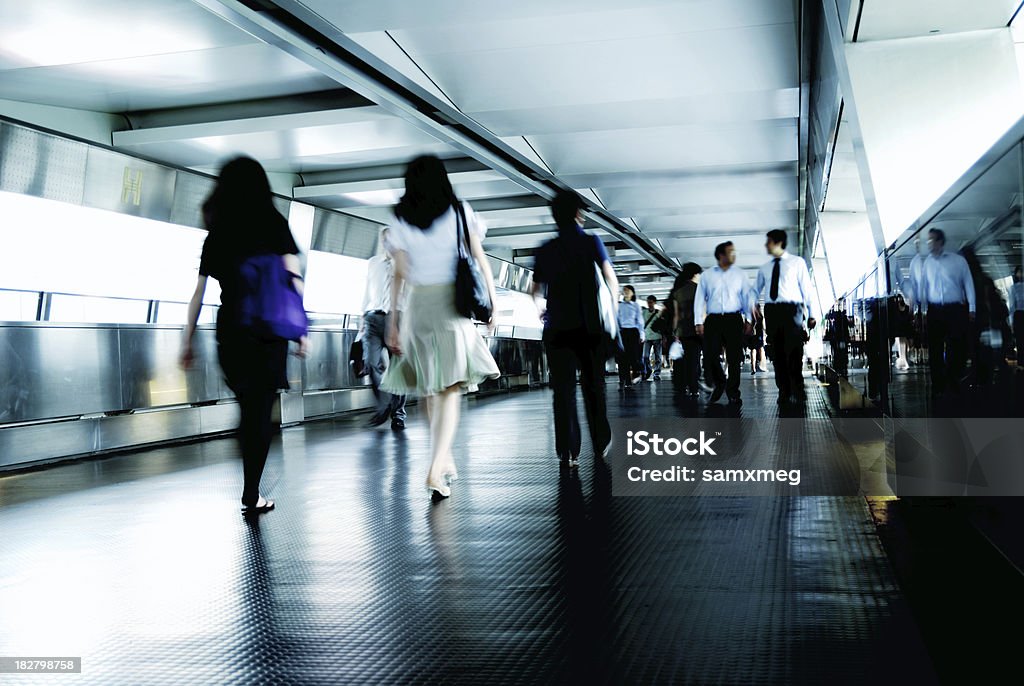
[920,228,975,394]
[694,241,754,404]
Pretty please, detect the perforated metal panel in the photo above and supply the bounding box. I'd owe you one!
[0,122,88,204]
[311,208,380,258]
[169,171,216,228]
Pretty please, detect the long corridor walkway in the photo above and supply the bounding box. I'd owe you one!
[0,376,936,684]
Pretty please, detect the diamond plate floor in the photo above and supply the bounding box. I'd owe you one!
[0,375,936,684]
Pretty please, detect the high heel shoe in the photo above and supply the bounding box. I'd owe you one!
[427,480,451,500]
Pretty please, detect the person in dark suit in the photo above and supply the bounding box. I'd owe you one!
[670,263,703,397]
[532,190,618,466]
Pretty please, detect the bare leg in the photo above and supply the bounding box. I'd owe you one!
[427,385,461,495]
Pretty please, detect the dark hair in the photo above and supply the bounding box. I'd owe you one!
[928,227,946,244]
[202,156,285,246]
[766,229,787,249]
[681,262,703,281]
[551,189,586,232]
[623,284,635,296]
[714,241,734,260]
[394,155,458,230]
[646,295,657,302]
[1014,265,1023,278]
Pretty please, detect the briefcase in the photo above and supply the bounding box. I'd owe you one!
[349,340,368,377]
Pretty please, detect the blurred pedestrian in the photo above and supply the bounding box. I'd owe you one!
[532,189,616,465]
[181,156,308,515]
[361,227,407,430]
[919,228,975,395]
[380,155,500,499]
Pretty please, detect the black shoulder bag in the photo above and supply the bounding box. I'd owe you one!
[453,202,493,321]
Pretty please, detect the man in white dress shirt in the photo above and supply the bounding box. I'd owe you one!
[1009,265,1024,365]
[361,228,407,429]
[920,228,975,395]
[694,241,754,405]
[753,230,817,404]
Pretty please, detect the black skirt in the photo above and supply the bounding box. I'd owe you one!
[217,325,290,395]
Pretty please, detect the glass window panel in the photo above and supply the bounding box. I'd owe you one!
[48,294,149,324]
[303,251,369,316]
[0,290,40,321]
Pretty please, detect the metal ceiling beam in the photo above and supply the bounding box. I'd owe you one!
[121,88,373,129]
[189,0,679,274]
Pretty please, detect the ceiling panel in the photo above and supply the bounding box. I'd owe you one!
[0,0,252,69]
[303,0,694,33]
[0,44,337,112]
[384,0,797,55]
[856,0,1019,42]
[531,122,798,175]
[467,88,800,137]
[405,24,798,112]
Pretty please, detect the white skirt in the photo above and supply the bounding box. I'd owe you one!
[380,283,500,396]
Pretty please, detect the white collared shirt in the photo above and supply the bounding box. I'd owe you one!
[694,264,753,322]
[754,251,815,320]
[362,254,396,313]
[908,253,927,308]
[1009,281,1024,313]
[921,250,976,313]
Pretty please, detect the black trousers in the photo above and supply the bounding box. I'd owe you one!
[703,313,744,400]
[237,389,277,507]
[764,303,806,399]
[927,303,969,394]
[616,328,644,384]
[679,335,702,394]
[544,329,612,459]
[1014,311,1024,365]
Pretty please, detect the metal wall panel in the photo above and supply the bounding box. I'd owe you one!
[311,208,381,258]
[0,122,88,205]
[83,146,177,221]
[0,419,99,468]
[169,171,216,228]
[302,329,364,391]
[98,407,201,452]
[198,403,240,435]
[279,391,305,426]
[0,325,122,422]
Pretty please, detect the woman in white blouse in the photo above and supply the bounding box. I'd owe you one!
[381,155,501,499]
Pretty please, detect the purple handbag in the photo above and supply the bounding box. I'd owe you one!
[238,253,309,341]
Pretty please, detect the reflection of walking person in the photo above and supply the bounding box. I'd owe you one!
[361,228,407,431]
[531,190,616,466]
[379,155,500,500]
[180,156,308,515]
[1008,266,1024,366]
[919,228,975,395]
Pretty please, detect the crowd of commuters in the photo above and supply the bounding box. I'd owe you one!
[185,155,1024,515]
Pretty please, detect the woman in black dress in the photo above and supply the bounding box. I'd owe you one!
[180,156,307,514]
